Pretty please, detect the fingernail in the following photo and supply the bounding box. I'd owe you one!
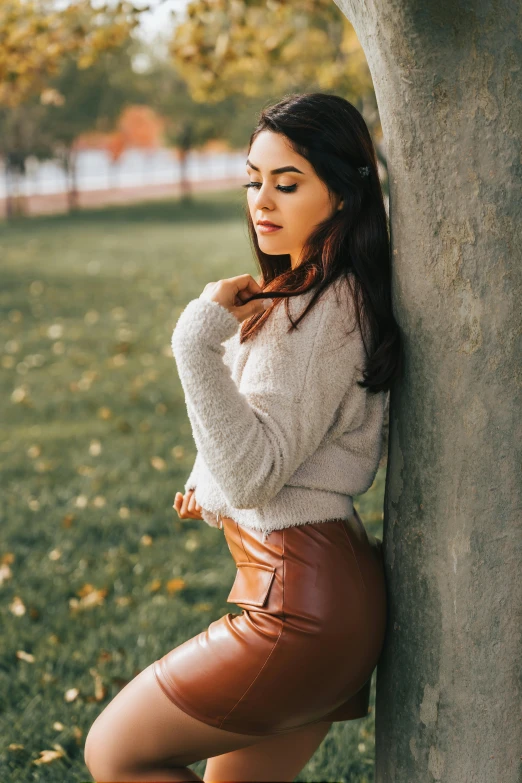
[263,298,272,308]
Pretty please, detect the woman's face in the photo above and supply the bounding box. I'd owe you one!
[245,130,343,269]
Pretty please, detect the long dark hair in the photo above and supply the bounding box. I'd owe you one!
[240,92,402,395]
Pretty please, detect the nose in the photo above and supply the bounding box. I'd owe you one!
[252,183,277,211]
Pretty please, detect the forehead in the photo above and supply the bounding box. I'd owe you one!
[247,130,310,174]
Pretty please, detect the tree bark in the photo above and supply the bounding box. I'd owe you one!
[64,148,79,213]
[333,1,521,781]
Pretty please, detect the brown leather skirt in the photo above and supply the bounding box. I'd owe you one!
[153,510,387,736]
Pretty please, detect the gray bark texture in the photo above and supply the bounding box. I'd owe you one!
[333,1,521,781]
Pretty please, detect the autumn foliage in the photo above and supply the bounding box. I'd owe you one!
[75,105,166,162]
[0,0,147,108]
[170,0,373,104]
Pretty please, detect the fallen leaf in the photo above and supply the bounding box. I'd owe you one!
[62,513,75,528]
[89,668,106,701]
[166,578,185,594]
[33,745,65,764]
[10,596,26,616]
[70,586,107,612]
[16,650,35,663]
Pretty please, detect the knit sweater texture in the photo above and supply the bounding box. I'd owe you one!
[171,276,388,543]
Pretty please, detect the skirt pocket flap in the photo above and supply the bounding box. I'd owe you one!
[227,562,276,608]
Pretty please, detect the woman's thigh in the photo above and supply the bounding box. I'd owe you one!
[84,662,271,780]
[204,719,333,783]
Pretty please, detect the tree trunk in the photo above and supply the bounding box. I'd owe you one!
[4,161,14,221]
[5,155,27,218]
[65,148,79,213]
[333,1,521,781]
[178,147,192,203]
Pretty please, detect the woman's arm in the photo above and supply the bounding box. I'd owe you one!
[171,287,367,509]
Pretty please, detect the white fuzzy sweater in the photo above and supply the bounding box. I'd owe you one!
[171,276,388,543]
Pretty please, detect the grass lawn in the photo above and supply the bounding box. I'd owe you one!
[0,191,386,782]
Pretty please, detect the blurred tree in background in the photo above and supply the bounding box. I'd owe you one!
[170,0,377,121]
[0,0,147,217]
[36,42,147,212]
[0,0,382,219]
[137,52,263,202]
[0,0,144,108]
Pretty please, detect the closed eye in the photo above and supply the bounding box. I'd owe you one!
[242,183,297,193]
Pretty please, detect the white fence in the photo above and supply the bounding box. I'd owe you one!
[0,147,249,198]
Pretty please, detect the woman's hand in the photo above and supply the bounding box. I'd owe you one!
[173,489,204,520]
[200,274,272,324]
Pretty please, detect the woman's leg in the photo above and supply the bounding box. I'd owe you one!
[84,662,272,782]
[203,719,333,782]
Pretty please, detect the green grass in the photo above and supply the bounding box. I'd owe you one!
[0,192,386,782]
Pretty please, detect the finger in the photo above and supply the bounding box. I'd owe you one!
[173,492,183,517]
[229,274,264,300]
[180,492,191,518]
[234,294,271,322]
[187,492,196,513]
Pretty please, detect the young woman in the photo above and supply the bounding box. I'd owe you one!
[84,92,402,783]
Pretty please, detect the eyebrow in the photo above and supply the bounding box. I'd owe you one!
[245,159,305,175]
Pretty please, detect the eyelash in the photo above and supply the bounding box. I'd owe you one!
[242,183,297,193]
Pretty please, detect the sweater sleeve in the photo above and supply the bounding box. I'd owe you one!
[171,288,367,510]
[181,332,238,497]
[183,456,199,493]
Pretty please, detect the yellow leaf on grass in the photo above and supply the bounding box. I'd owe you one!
[33,745,65,764]
[89,668,106,701]
[70,584,108,612]
[166,578,185,594]
[16,650,35,663]
[10,596,26,616]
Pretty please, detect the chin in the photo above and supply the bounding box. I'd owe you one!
[262,248,287,256]
[259,240,288,253]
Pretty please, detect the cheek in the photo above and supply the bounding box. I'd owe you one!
[287,192,324,236]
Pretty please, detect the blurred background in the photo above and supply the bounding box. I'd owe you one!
[0,2,389,781]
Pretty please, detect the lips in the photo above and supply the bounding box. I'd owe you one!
[257,221,282,228]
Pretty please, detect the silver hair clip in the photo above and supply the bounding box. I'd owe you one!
[358,166,370,177]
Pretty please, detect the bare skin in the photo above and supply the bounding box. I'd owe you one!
[244,129,343,271]
[84,662,332,781]
[174,488,204,521]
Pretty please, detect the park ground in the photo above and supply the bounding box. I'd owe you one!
[0,191,386,782]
